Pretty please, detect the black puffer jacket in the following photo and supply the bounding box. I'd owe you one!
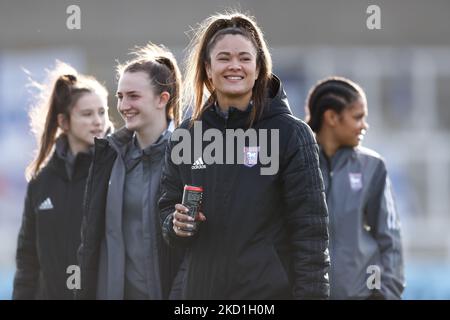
[159,76,330,300]
[13,137,91,299]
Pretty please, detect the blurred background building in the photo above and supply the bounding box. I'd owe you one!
[1,0,449,299]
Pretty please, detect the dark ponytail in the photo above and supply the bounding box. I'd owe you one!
[27,75,76,180]
[26,62,109,180]
[155,55,182,127]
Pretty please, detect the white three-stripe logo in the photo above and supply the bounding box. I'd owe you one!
[38,197,54,210]
[191,157,206,169]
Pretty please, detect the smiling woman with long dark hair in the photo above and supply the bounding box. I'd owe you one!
[159,12,330,300]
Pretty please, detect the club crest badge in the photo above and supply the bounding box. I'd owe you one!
[243,146,259,167]
[349,172,363,191]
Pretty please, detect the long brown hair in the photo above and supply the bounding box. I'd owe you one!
[116,43,182,127]
[26,61,108,181]
[184,11,273,128]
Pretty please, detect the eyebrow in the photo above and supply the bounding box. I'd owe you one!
[78,105,105,112]
[215,51,254,56]
[116,90,140,95]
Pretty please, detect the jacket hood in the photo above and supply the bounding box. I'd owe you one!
[260,74,293,121]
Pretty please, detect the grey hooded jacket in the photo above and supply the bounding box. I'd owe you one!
[77,127,184,300]
[320,146,405,300]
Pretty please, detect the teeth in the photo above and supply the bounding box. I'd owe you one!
[226,76,243,80]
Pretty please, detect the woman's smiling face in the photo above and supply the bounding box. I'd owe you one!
[206,34,259,107]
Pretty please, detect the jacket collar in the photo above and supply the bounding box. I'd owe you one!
[52,134,92,180]
[106,127,134,155]
[105,126,170,159]
[319,145,356,171]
